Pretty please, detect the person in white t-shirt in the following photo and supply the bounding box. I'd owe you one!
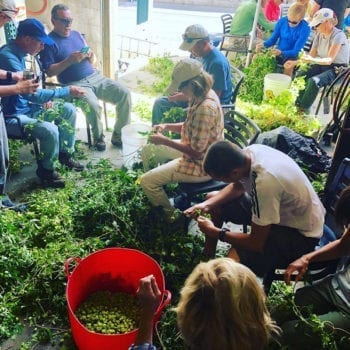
[184,141,325,280]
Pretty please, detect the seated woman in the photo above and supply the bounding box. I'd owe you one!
[140,58,224,222]
[130,258,280,350]
[281,185,350,348]
[257,3,310,76]
[295,8,349,112]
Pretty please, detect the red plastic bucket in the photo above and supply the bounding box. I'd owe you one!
[64,248,171,350]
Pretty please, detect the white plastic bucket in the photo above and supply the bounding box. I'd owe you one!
[263,73,291,99]
[121,123,152,168]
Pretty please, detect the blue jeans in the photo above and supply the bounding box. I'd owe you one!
[6,101,76,170]
[151,96,188,125]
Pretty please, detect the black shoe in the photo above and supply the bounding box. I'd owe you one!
[94,138,106,151]
[36,167,65,188]
[111,132,122,147]
[59,153,84,172]
[1,195,27,212]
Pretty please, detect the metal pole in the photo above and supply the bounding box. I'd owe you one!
[245,0,262,68]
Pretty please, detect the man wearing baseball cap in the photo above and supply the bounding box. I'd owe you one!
[152,23,232,126]
[0,18,86,188]
[295,8,349,112]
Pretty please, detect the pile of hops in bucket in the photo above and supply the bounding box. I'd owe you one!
[75,291,141,334]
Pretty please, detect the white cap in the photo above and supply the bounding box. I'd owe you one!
[179,24,209,51]
[0,0,18,20]
[309,8,336,28]
[166,58,203,95]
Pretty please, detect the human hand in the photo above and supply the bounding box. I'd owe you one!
[149,133,168,145]
[152,124,166,134]
[68,51,89,64]
[196,215,216,237]
[168,92,185,102]
[137,275,162,314]
[271,48,281,56]
[16,79,39,94]
[255,42,264,52]
[184,203,210,219]
[69,85,85,97]
[284,256,309,285]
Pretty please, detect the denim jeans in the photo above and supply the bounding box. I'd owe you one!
[5,101,76,171]
[68,71,131,140]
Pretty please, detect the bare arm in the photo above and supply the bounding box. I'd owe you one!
[310,2,320,18]
[197,217,271,253]
[184,182,246,217]
[285,227,350,284]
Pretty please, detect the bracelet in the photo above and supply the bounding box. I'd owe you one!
[6,71,12,82]
[219,227,229,242]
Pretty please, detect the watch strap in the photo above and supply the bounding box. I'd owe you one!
[219,227,229,242]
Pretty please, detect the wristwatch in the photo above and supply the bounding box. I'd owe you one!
[6,71,12,82]
[219,227,229,242]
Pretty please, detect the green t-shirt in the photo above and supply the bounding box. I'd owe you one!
[230,0,276,36]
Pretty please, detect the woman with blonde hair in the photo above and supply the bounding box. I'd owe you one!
[130,258,279,350]
[140,58,224,223]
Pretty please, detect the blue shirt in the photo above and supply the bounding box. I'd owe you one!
[264,17,311,60]
[40,30,94,84]
[199,47,233,104]
[0,41,71,116]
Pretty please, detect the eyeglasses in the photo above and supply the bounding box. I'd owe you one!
[182,34,208,43]
[53,17,73,26]
[179,80,191,90]
[288,19,299,25]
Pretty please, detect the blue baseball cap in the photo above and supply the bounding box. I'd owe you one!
[17,18,55,46]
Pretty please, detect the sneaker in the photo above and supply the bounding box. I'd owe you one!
[36,167,65,188]
[111,131,122,147]
[94,138,106,151]
[59,153,84,172]
[1,195,27,212]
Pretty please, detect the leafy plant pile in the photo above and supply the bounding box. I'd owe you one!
[140,56,175,96]
[0,160,204,348]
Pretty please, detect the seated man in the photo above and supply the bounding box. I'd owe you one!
[282,186,350,348]
[152,24,232,125]
[184,141,325,280]
[295,8,349,112]
[40,3,132,151]
[0,18,85,188]
[257,3,310,76]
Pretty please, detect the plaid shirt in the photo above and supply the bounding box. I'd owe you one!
[176,90,224,177]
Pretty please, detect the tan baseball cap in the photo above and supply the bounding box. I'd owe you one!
[166,58,203,95]
[309,8,336,28]
[0,0,18,20]
[179,24,209,51]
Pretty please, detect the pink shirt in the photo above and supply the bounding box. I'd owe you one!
[265,0,281,21]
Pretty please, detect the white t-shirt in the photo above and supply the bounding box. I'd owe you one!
[243,144,325,238]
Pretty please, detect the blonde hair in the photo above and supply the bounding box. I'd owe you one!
[174,258,279,350]
[288,2,306,20]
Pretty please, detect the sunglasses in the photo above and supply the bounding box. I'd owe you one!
[179,80,191,90]
[1,7,19,14]
[314,22,322,29]
[288,19,299,25]
[53,17,73,26]
[182,34,207,43]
